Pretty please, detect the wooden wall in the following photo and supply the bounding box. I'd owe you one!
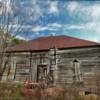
[1,46,100,86]
[53,47,100,85]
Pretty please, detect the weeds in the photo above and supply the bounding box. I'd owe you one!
[0,82,99,100]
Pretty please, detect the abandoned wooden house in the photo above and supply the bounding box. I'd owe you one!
[1,35,100,86]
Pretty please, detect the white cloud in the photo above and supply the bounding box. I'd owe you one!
[67,1,79,14]
[32,23,62,32]
[31,22,100,35]
[49,1,59,14]
[32,26,48,32]
[47,23,62,28]
[68,23,97,30]
[65,22,100,36]
[10,23,100,42]
[89,38,100,42]
[67,2,100,21]
[67,25,84,30]
[32,5,43,21]
[66,1,100,42]
[91,5,100,19]
[20,2,43,21]
[8,24,31,28]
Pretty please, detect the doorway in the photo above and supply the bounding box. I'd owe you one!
[37,65,47,83]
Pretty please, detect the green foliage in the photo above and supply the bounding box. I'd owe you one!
[2,96,8,100]
[13,92,22,100]
[10,38,25,46]
[13,83,24,100]
[0,28,25,48]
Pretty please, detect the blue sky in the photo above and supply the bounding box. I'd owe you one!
[1,0,100,42]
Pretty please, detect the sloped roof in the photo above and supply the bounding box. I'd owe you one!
[6,35,100,52]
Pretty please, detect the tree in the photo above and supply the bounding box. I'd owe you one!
[0,0,32,80]
[10,37,25,46]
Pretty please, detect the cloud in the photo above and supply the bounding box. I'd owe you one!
[67,1,79,14]
[20,1,43,21]
[49,1,59,15]
[0,0,100,42]
[32,23,62,32]
[32,5,43,21]
[67,1,100,21]
[9,24,31,28]
[32,25,48,32]
[66,25,84,30]
[64,22,100,36]
[91,5,100,20]
[47,23,62,28]
[31,21,100,36]
[66,1,100,42]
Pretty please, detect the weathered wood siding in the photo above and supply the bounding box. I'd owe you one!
[1,46,100,86]
[53,47,100,85]
[2,52,49,82]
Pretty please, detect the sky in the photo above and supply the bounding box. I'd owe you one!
[0,0,100,42]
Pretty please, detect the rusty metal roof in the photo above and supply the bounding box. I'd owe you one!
[6,35,100,52]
